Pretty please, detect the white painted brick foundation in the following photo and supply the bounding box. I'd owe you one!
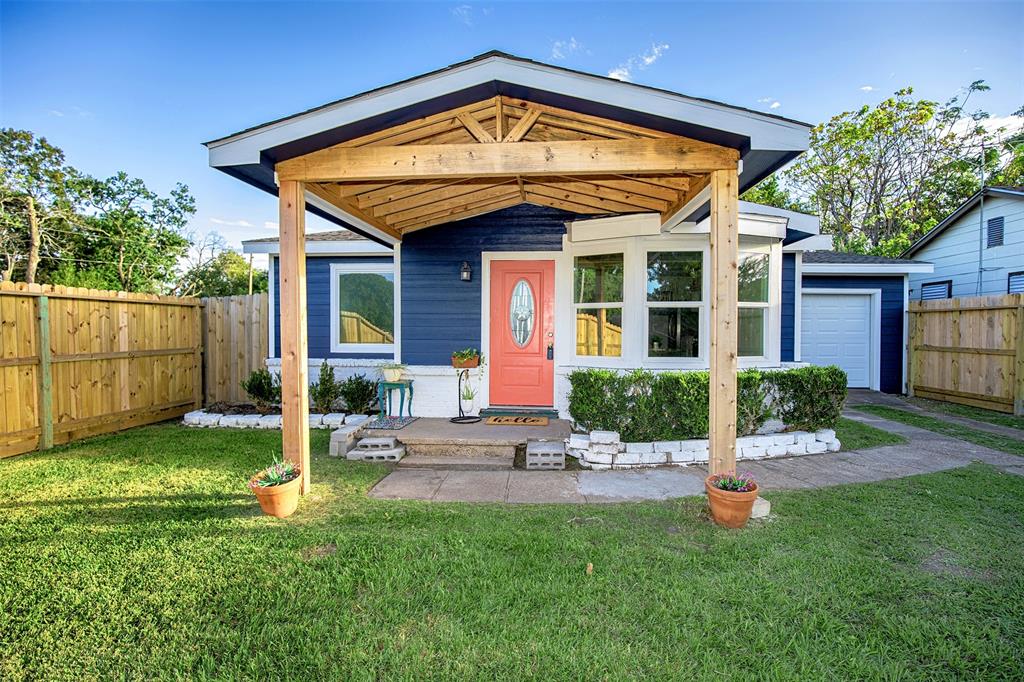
[572,428,841,469]
[183,410,337,429]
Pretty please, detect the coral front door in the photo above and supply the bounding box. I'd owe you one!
[489,260,555,406]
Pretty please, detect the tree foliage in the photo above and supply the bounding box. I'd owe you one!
[177,241,268,298]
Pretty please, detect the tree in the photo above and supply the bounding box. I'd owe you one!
[177,238,268,298]
[783,82,1012,253]
[740,174,807,213]
[0,129,84,282]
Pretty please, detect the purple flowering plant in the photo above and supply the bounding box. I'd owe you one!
[710,471,757,492]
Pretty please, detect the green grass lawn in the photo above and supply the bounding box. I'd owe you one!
[906,397,1024,431]
[2,425,1023,680]
[834,416,907,450]
[856,405,1024,456]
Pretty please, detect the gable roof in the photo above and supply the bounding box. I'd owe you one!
[206,51,811,242]
[902,186,1024,257]
[801,249,933,275]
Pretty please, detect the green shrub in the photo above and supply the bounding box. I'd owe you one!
[338,373,378,415]
[737,369,773,437]
[240,368,280,413]
[767,365,847,431]
[309,361,343,414]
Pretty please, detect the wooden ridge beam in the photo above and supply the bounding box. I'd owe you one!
[277,138,739,183]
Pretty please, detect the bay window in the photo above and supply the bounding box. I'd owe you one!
[573,253,623,357]
[330,262,395,353]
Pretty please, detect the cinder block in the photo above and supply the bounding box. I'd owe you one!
[614,450,641,465]
[526,439,566,470]
[358,436,399,450]
[590,430,620,445]
[787,442,808,455]
[805,441,828,455]
[584,450,614,465]
[258,414,282,429]
[308,414,324,428]
[329,428,360,457]
[638,451,667,465]
[654,440,681,452]
[772,434,795,447]
[590,442,619,455]
[750,436,776,449]
[679,439,706,451]
[322,413,346,428]
[740,446,767,460]
[625,442,654,454]
[345,414,369,425]
[814,429,836,442]
[765,445,788,457]
[669,450,694,464]
[568,433,590,449]
[792,431,816,445]
[348,445,405,462]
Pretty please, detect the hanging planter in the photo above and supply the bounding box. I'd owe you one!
[451,348,482,369]
[705,472,759,529]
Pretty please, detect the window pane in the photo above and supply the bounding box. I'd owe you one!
[738,307,765,357]
[647,251,702,302]
[338,272,394,344]
[739,253,769,303]
[509,279,535,347]
[648,308,699,358]
[575,308,622,356]
[574,253,623,304]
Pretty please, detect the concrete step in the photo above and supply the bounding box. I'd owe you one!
[405,442,516,458]
[397,454,514,471]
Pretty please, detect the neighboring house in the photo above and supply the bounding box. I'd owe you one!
[903,186,1024,299]
[212,51,925,424]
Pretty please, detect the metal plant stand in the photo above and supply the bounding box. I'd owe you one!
[449,368,482,424]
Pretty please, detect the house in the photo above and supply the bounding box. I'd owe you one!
[903,186,1024,299]
[206,51,916,485]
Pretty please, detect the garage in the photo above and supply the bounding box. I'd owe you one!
[800,291,878,388]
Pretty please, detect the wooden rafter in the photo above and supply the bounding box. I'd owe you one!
[502,109,541,143]
[305,183,402,241]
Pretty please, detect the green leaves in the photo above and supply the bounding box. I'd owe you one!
[240,368,281,412]
[309,361,343,415]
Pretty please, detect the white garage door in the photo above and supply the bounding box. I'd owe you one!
[801,292,874,388]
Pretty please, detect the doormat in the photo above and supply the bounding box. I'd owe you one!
[365,416,419,430]
[485,416,549,426]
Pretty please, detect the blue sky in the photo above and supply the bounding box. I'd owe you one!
[2,1,1022,264]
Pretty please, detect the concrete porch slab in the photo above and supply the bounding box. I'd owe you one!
[362,417,572,447]
[433,470,511,502]
[368,469,447,500]
[507,471,585,504]
[577,468,706,502]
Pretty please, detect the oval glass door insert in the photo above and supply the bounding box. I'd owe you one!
[509,279,535,347]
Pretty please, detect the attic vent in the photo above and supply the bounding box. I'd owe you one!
[921,280,952,301]
[1009,272,1024,295]
[987,216,1004,248]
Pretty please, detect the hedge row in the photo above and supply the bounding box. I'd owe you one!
[566,365,847,442]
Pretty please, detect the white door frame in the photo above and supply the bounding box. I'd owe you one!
[800,288,882,391]
[481,251,564,408]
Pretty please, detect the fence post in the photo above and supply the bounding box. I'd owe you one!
[1015,300,1023,417]
[37,295,53,450]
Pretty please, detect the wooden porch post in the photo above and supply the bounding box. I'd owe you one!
[708,168,738,475]
[278,180,311,493]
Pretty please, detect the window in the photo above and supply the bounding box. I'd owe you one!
[987,216,1004,248]
[921,280,952,301]
[646,251,702,358]
[738,252,769,357]
[330,263,395,353]
[574,253,623,357]
[1009,272,1024,295]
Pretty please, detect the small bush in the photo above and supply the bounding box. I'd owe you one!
[309,361,343,414]
[737,369,773,437]
[338,373,378,415]
[767,365,847,431]
[240,368,280,413]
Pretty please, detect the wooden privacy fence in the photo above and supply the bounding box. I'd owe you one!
[908,293,1024,415]
[576,312,623,357]
[0,282,203,458]
[202,293,269,404]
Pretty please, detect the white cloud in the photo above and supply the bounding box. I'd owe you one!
[551,37,582,60]
[770,102,781,110]
[860,85,875,92]
[757,97,781,110]
[47,105,92,118]
[263,221,278,230]
[48,110,65,117]
[607,42,670,82]
[451,4,474,25]
[210,217,255,228]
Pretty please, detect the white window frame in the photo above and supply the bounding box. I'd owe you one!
[641,242,708,367]
[738,248,772,361]
[329,261,398,354]
[570,240,631,365]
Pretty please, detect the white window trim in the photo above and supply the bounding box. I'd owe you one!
[565,238,635,367]
[640,240,708,368]
[737,246,775,364]
[801,288,882,392]
[329,260,399,355]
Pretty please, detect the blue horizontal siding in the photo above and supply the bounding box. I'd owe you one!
[780,253,796,362]
[271,255,394,360]
[802,274,906,394]
[400,204,583,365]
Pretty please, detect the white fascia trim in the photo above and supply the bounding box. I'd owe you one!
[267,256,276,358]
[208,56,809,168]
[243,240,393,256]
[328,261,398,357]
[567,213,661,241]
[783,234,833,252]
[739,201,820,234]
[662,185,711,232]
[801,262,934,275]
[304,189,400,246]
[802,288,882,392]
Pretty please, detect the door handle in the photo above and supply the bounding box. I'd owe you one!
[546,343,554,360]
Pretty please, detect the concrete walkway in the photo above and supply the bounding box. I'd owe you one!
[367,410,1024,504]
[847,389,1024,441]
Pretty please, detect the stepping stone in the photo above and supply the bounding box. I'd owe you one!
[526,438,566,470]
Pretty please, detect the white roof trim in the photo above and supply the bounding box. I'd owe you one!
[303,189,399,245]
[242,240,393,256]
[783,234,833,252]
[208,55,810,168]
[802,262,933,275]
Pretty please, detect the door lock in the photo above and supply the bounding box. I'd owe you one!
[546,343,554,360]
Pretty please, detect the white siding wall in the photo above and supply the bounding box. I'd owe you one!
[908,195,1024,299]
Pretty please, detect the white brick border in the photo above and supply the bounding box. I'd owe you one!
[183,410,370,430]
[569,429,840,469]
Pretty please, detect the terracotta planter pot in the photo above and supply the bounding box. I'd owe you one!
[451,356,480,369]
[250,474,301,518]
[705,476,759,529]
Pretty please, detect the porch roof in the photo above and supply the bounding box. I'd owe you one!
[205,51,811,243]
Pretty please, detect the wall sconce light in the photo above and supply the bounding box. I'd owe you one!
[460,261,472,282]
